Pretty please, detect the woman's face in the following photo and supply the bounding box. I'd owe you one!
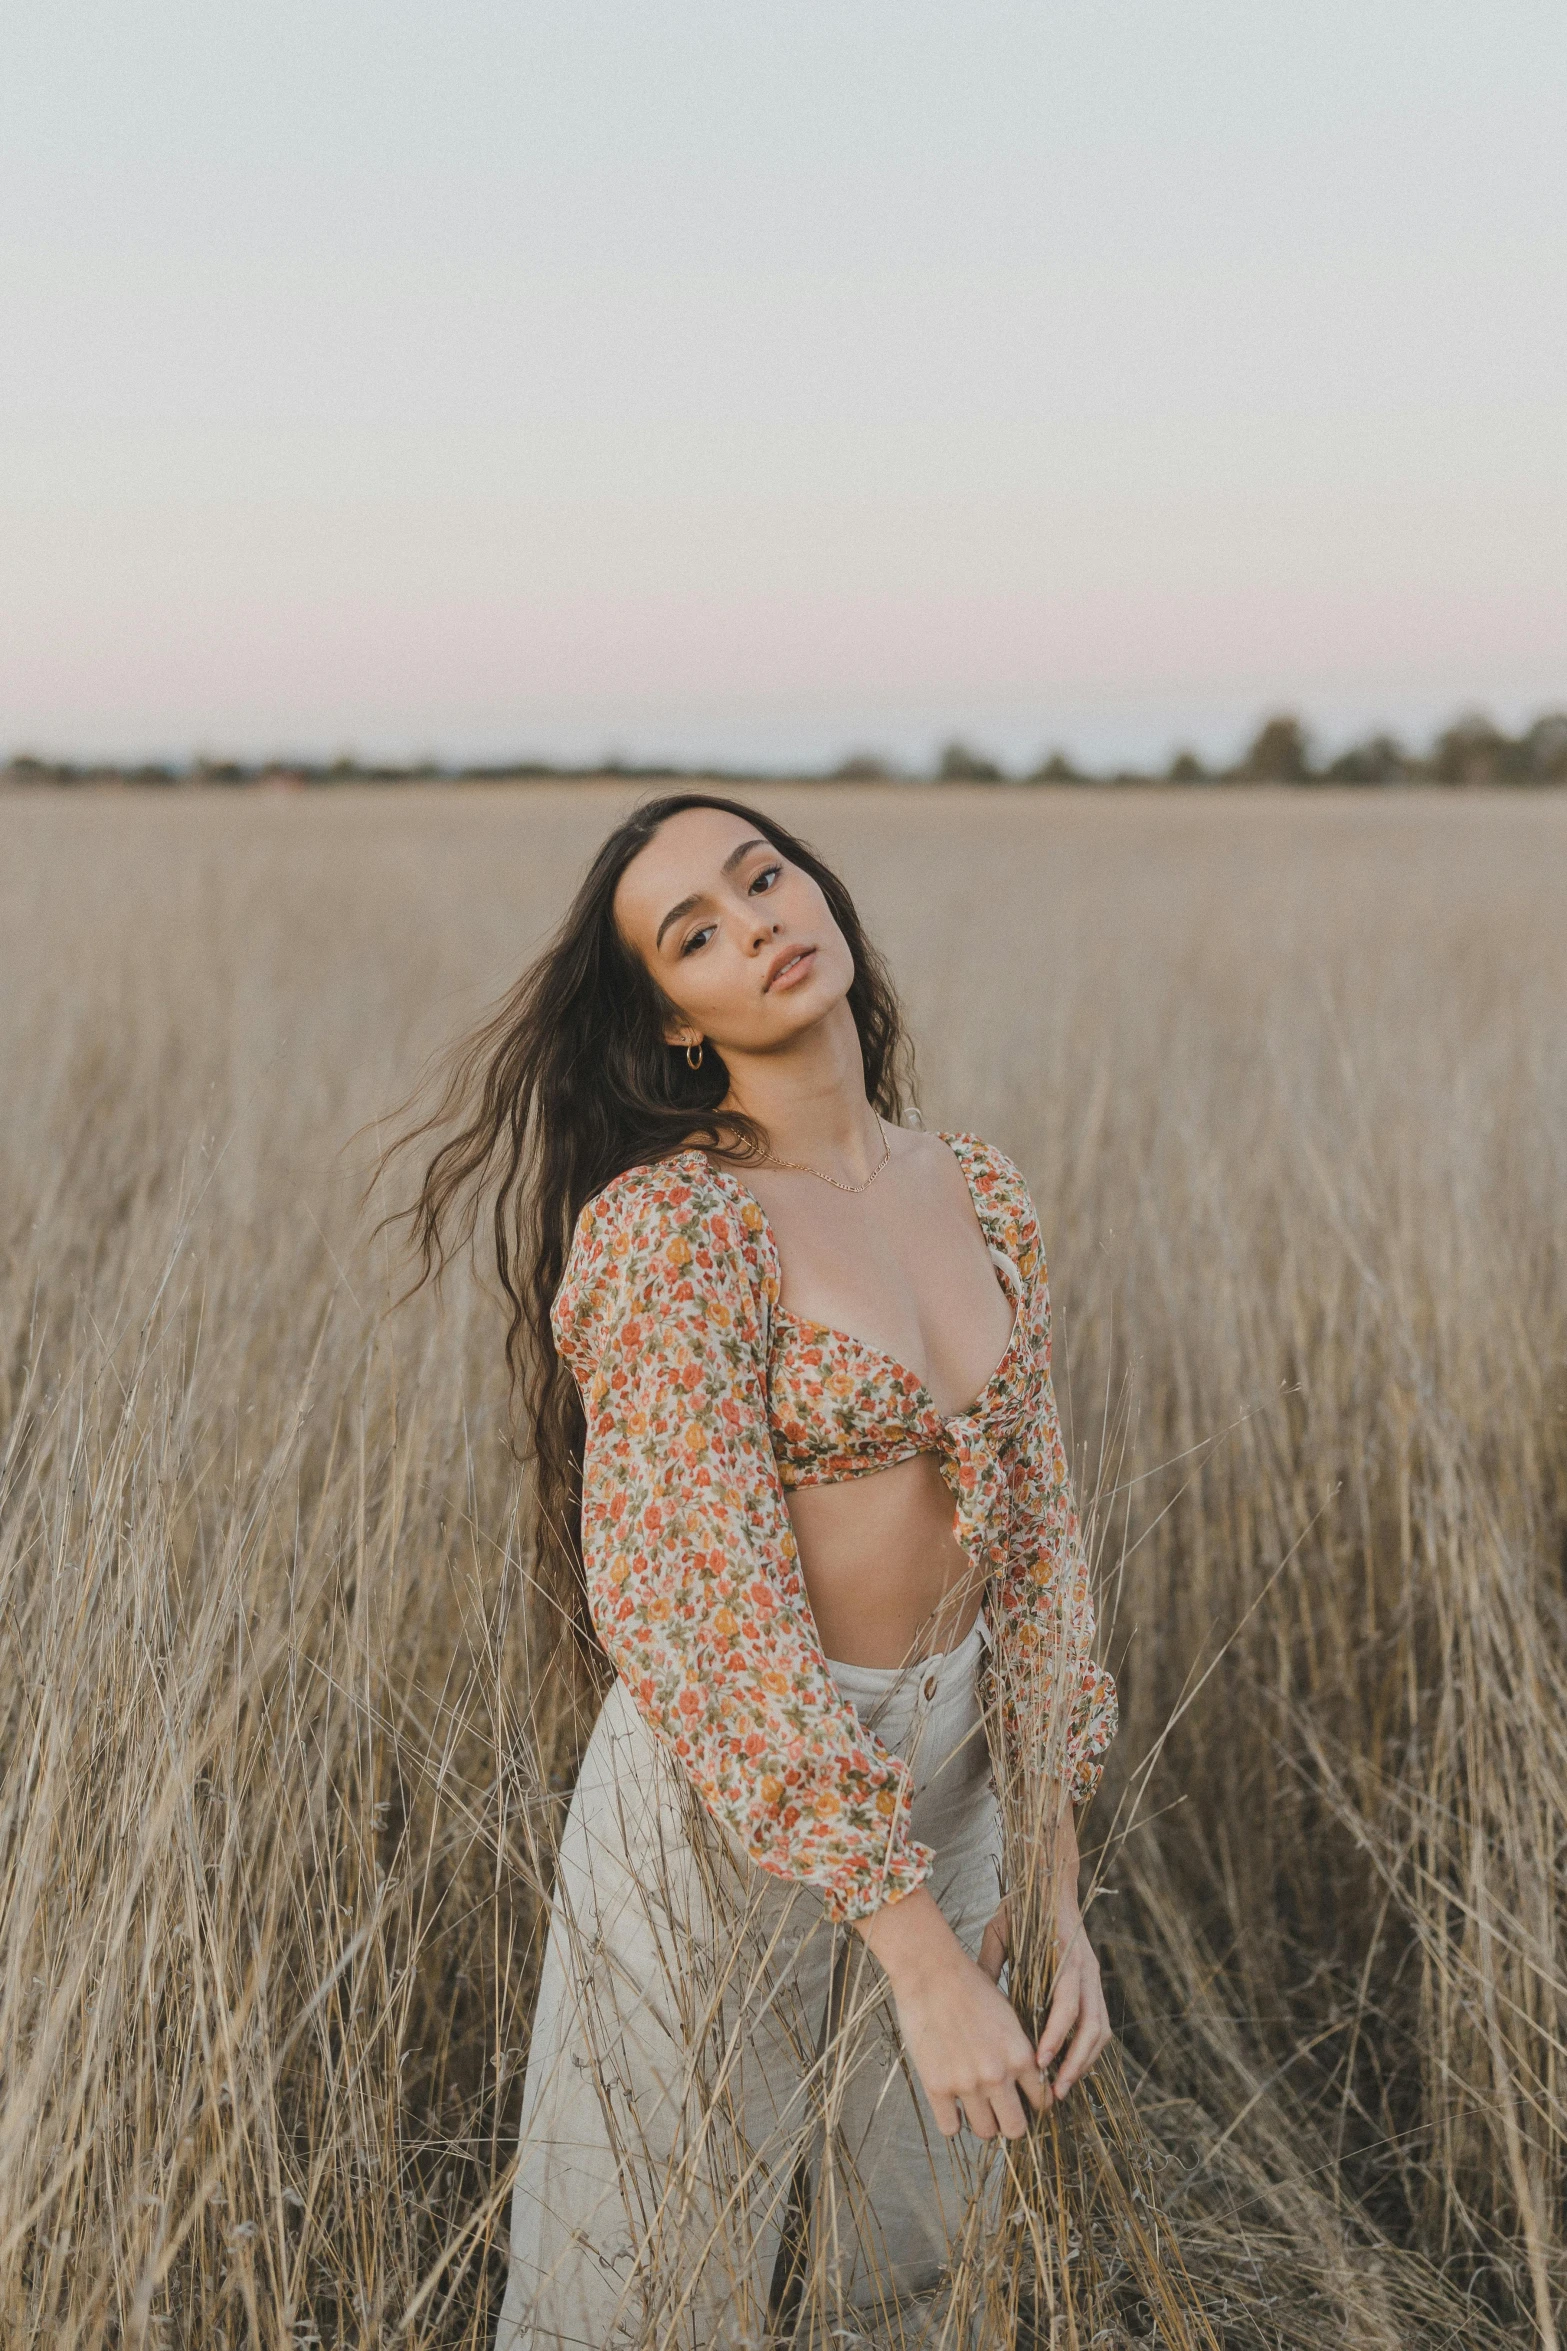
[613,806,855,1057]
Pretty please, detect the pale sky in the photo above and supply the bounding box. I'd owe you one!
[2,2,1564,773]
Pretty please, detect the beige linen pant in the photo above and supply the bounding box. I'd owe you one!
[494,1617,1006,2351]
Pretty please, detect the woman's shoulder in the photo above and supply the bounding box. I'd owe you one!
[555,1150,774,1351]
[574,1149,711,1237]
[937,1128,1045,1279]
[575,1149,765,1259]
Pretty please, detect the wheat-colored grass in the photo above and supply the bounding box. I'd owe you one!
[0,782,1562,2347]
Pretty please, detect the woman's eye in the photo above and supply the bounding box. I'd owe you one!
[750,862,782,895]
[681,923,716,956]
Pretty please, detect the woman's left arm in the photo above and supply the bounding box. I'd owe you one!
[976,1147,1118,1801]
[965,1140,1118,2092]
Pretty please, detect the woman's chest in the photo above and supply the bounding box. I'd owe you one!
[746,1177,1018,1427]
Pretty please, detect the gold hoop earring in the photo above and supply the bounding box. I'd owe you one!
[686,1040,704,1071]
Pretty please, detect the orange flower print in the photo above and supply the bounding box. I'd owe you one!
[550,1131,1116,1925]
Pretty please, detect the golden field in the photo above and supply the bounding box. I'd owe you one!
[0,781,1564,2349]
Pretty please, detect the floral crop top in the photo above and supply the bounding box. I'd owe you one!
[552,1132,1118,1925]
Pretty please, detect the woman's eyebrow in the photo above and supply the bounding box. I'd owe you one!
[653,839,770,949]
[655,892,703,950]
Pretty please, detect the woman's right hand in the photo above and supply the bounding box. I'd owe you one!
[855,1886,1048,2140]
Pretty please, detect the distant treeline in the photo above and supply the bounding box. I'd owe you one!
[6,706,1566,790]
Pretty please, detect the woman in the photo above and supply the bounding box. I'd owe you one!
[397,794,1117,2348]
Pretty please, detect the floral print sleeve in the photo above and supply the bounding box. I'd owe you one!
[551,1158,935,1926]
[946,1137,1119,1804]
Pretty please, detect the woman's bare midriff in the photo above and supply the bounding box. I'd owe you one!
[788,1453,986,1668]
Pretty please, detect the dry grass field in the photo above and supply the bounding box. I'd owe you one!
[0,781,1564,2349]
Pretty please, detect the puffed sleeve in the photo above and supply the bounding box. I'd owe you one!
[552,1158,935,1925]
[961,1143,1118,1805]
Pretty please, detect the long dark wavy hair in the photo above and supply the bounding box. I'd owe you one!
[380,792,916,1673]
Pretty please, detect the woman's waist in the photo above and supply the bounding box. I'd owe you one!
[825,1608,990,1704]
[787,1464,988,1670]
[825,1612,994,1798]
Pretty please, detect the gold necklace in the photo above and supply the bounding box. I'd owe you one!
[762,1120,893,1195]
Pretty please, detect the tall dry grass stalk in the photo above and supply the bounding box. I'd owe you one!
[0,782,1562,2346]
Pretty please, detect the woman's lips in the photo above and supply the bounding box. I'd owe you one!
[765,945,816,991]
